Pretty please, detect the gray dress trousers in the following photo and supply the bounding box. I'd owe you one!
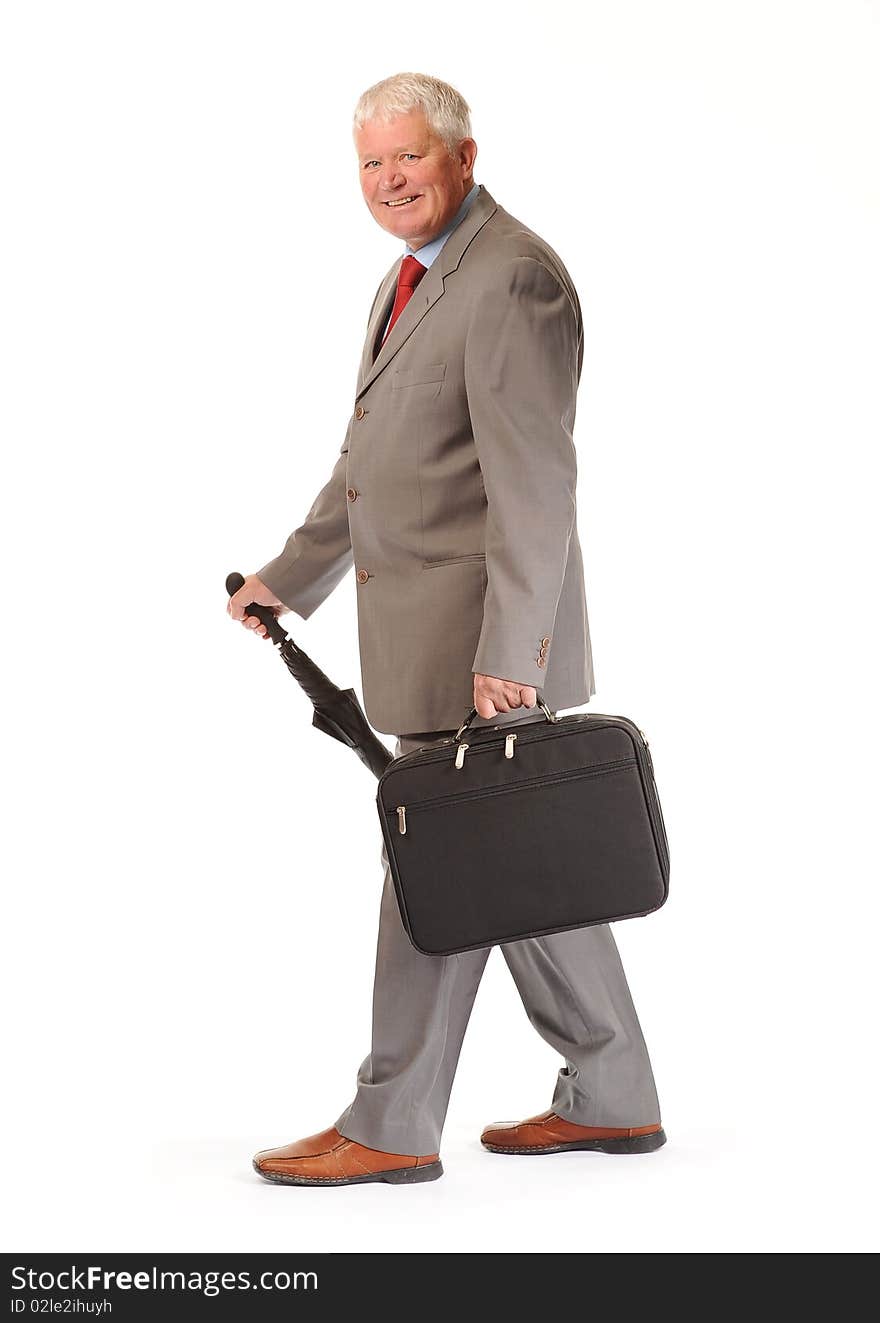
[334,704,661,1156]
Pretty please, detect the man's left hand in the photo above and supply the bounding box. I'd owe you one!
[473,673,537,719]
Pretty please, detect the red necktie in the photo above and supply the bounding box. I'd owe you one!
[380,254,427,349]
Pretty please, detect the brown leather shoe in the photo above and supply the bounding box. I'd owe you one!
[481,1109,666,1155]
[252,1126,443,1186]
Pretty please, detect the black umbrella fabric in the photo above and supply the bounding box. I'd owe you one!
[226,571,394,778]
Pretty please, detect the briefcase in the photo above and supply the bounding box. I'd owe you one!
[376,699,669,956]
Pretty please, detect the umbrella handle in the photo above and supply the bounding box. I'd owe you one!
[226,571,289,647]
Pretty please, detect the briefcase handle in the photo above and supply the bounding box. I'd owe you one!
[454,689,557,741]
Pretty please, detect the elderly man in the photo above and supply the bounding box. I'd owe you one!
[229,72,665,1186]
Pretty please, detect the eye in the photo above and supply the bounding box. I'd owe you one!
[403,153,418,161]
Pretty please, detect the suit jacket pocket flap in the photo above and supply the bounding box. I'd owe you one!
[392,362,447,388]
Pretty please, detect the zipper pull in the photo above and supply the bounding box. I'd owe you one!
[505,732,517,759]
[396,806,407,835]
[454,742,469,769]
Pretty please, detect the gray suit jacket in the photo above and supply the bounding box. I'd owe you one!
[257,184,596,735]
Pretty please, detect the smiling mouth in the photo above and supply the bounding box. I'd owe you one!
[384,195,421,208]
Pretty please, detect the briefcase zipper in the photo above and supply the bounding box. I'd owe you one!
[390,715,643,769]
[392,757,637,832]
[383,715,669,875]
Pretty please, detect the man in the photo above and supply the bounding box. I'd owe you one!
[228,72,664,1186]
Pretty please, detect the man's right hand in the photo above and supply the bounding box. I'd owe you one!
[227,573,287,639]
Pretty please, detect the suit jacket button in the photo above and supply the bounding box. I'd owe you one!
[541,637,551,647]
[536,656,546,668]
[355,405,366,420]
[347,487,358,501]
[356,568,370,583]
[539,646,548,658]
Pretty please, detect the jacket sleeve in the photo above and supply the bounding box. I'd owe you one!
[255,277,389,619]
[464,256,581,687]
[255,418,355,619]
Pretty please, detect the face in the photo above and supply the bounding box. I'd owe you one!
[355,109,477,250]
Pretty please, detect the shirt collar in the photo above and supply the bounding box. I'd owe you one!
[404,181,481,269]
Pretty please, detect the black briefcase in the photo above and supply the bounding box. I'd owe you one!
[376,699,670,956]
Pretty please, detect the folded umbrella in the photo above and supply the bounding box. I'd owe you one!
[226,571,394,778]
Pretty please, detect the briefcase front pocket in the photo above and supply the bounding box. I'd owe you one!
[380,753,668,956]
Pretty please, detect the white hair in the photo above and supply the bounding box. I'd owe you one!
[352,72,472,157]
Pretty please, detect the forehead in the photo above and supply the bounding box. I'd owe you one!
[355,109,434,155]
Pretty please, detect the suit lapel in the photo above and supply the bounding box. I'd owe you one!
[356,185,499,399]
[358,266,400,386]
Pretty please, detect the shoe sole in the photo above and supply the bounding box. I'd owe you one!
[253,1159,444,1186]
[481,1128,667,1156]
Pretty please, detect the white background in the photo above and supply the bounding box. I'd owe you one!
[2,0,878,1254]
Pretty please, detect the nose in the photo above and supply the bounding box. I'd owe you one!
[380,169,406,195]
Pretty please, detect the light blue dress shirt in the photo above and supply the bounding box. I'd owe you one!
[379,181,481,343]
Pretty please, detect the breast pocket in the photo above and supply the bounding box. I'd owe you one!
[391,362,447,402]
[423,553,486,568]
